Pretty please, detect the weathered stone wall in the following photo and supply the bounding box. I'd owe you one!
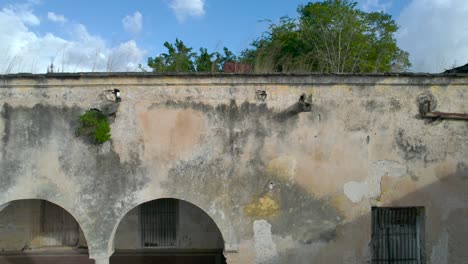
[0,73,467,263]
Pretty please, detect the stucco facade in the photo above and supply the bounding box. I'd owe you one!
[0,73,466,263]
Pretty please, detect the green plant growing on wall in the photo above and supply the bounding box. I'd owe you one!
[77,109,111,144]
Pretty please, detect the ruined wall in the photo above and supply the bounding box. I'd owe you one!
[0,73,466,263]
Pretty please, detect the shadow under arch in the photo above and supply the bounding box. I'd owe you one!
[109,197,227,264]
[0,198,92,263]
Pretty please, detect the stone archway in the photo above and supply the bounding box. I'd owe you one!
[110,198,226,264]
[0,199,91,264]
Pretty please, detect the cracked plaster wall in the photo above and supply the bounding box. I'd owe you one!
[0,73,466,263]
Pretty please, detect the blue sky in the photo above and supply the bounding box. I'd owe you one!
[0,0,467,73]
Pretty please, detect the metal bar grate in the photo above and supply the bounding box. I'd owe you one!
[371,207,422,264]
[40,201,79,247]
[140,199,178,247]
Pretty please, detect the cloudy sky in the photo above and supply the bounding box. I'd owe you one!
[0,0,466,73]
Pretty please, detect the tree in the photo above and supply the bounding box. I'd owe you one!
[195,48,216,72]
[193,47,238,72]
[148,39,238,73]
[444,62,468,73]
[214,47,238,71]
[240,0,410,73]
[240,17,309,72]
[220,47,237,65]
[147,39,196,72]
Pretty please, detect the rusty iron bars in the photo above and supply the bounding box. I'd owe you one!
[140,199,178,247]
[420,100,468,120]
[371,207,424,264]
[422,111,468,120]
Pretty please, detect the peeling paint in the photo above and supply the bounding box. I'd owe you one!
[254,220,278,264]
[0,74,467,263]
[344,160,407,203]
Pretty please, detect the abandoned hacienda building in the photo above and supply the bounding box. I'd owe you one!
[0,73,466,264]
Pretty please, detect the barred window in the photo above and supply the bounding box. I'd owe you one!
[140,199,178,247]
[371,207,424,264]
[40,201,79,247]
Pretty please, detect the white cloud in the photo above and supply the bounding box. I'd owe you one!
[0,4,145,73]
[122,11,142,35]
[169,0,205,23]
[47,11,66,23]
[2,5,39,26]
[397,0,468,73]
[107,40,146,71]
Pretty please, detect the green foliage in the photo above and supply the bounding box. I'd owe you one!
[210,47,237,71]
[77,110,111,144]
[147,39,236,72]
[195,48,216,72]
[241,17,308,72]
[220,47,237,66]
[148,39,196,72]
[240,0,411,73]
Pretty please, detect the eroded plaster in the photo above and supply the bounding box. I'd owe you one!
[0,73,466,263]
[254,220,278,264]
[344,160,407,203]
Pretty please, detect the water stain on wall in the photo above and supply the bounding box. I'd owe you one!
[139,107,207,162]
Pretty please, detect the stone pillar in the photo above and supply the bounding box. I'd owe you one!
[224,252,242,264]
[92,257,110,264]
[224,241,256,264]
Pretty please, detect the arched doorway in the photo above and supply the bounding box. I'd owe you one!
[111,198,226,264]
[0,199,91,264]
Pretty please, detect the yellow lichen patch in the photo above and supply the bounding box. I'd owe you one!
[244,195,280,218]
[276,84,289,90]
[430,85,444,95]
[266,155,297,181]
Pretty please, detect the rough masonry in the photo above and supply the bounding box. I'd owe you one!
[0,73,467,264]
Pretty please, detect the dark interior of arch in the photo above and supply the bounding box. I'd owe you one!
[0,199,91,264]
[112,198,226,264]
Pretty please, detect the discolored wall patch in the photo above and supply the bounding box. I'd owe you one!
[344,160,407,203]
[266,156,297,182]
[254,220,279,264]
[455,162,468,180]
[0,74,467,263]
[395,129,427,161]
[139,107,207,162]
[245,195,280,219]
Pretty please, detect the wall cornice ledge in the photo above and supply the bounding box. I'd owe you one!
[1,72,468,87]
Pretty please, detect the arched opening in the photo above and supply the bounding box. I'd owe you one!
[0,199,91,264]
[111,198,226,264]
